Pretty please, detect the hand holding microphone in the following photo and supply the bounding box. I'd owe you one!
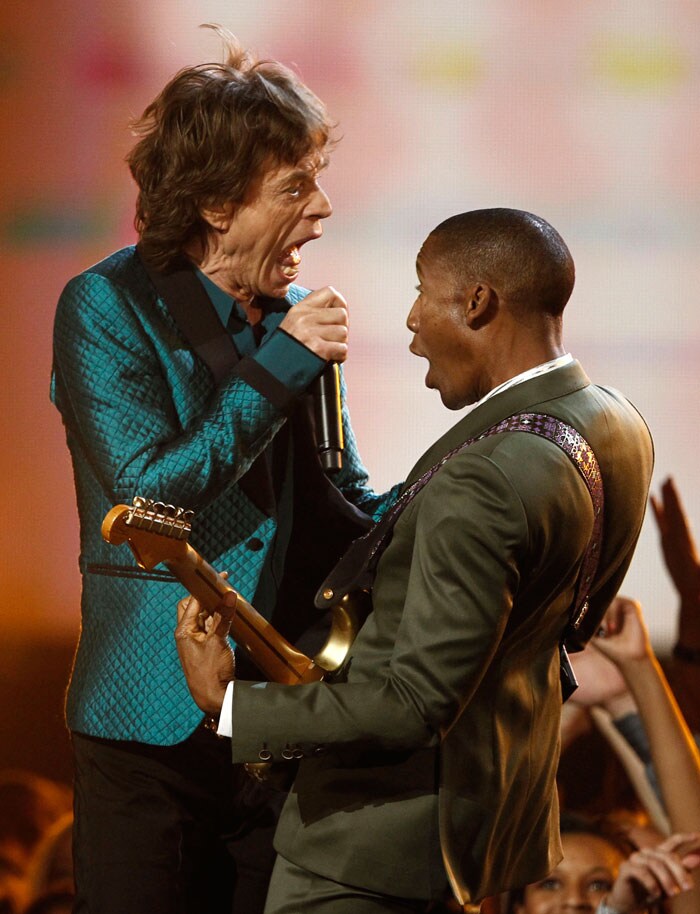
[278,286,348,363]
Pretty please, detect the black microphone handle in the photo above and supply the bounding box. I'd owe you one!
[313,362,344,475]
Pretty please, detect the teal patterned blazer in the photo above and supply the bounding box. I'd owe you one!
[51,245,396,745]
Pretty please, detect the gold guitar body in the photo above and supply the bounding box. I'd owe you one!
[101,497,370,686]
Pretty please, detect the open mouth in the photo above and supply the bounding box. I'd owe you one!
[278,245,301,279]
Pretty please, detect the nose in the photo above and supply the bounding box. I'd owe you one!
[406,300,419,333]
[308,183,333,221]
[562,886,594,910]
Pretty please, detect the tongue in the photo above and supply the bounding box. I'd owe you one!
[280,246,301,266]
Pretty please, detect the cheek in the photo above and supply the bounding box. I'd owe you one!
[517,890,553,914]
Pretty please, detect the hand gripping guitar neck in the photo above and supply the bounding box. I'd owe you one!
[101,497,371,685]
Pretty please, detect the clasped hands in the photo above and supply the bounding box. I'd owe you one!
[175,592,237,717]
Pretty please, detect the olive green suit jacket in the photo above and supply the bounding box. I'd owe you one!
[229,361,653,905]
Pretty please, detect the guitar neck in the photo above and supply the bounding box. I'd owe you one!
[167,545,322,686]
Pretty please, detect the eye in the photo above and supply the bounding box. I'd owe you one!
[588,878,613,893]
[286,185,302,198]
[534,877,562,892]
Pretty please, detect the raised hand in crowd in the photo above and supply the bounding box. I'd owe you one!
[604,832,700,914]
[574,596,700,914]
[650,477,700,640]
[650,477,700,733]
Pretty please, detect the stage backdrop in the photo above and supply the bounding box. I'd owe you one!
[1,1,699,698]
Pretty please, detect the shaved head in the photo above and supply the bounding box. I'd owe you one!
[425,208,575,317]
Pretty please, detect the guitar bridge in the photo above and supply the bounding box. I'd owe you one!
[125,496,194,541]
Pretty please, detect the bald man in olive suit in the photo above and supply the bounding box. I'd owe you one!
[176,209,653,913]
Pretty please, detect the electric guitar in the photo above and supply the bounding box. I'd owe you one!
[101,496,371,685]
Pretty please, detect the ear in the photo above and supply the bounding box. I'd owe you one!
[200,201,235,233]
[464,282,496,327]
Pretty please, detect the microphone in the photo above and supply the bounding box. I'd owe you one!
[312,362,344,474]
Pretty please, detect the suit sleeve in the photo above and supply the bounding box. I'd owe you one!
[230,453,529,762]
[51,271,318,509]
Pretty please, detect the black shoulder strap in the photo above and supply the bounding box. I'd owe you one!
[137,248,240,384]
[137,248,276,516]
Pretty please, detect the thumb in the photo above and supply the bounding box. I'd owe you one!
[682,852,700,871]
[176,595,199,629]
[211,611,233,639]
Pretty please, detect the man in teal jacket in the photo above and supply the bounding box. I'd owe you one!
[176,209,654,913]
[51,28,397,914]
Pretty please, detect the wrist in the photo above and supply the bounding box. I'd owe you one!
[614,652,655,677]
[604,692,636,719]
[195,681,228,718]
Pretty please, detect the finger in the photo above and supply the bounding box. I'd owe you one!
[649,494,665,530]
[175,594,205,636]
[316,324,349,343]
[177,595,194,625]
[309,285,348,310]
[316,341,348,363]
[303,305,348,326]
[662,477,691,530]
[600,597,626,636]
[658,833,700,855]
[214,590,238,621]
[631,846,694,896]
[211,611,233,640]
[682,852,700,872]
[663,476,680,508]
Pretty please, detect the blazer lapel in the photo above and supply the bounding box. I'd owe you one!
[404,361,591,486]
[138,250,278,517]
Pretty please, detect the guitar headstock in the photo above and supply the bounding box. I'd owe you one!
[102,496,194,570]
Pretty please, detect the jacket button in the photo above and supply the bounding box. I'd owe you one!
[292,748,304,759]
[247,537,264,552]
[281,746,294,760]
[258,747,272,761]
[313,745,327,756]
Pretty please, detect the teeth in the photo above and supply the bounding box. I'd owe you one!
[279,245,301,279]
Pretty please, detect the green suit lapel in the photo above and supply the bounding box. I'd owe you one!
[404,361,591,487]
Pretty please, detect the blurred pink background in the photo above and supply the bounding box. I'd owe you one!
[1,1,699,773]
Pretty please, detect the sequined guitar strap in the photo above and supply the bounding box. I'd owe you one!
[315,412,604,698]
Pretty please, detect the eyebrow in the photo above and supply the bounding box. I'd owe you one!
[279,154,330,183]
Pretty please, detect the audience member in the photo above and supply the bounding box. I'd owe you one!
[569,595,700,913]
[23,813,73,908]
[0,773,71,914]
[650,477,700,733]
[506,812,700,914]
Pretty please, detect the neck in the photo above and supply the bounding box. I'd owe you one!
[185,239,261,322]
[496,345,566,385]
[475,330,566,401]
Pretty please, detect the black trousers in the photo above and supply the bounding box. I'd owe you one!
[72,725,284,914]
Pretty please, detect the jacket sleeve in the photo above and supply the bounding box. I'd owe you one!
[51,271,317,509]
[230,453,528,762]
